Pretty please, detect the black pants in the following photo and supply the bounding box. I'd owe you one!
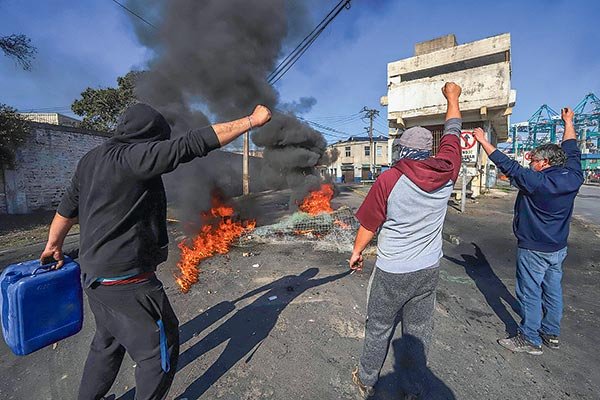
[78,277,179,400]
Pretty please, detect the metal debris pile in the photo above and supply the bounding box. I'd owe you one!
[238,206,359,253]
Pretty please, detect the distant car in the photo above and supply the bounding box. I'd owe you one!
[589,171,600,183]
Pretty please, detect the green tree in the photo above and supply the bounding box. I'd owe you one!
[0,34,37,70]
[71,71,140,131]
[0,104,30,168]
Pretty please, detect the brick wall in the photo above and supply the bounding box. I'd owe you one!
[0,168,6,214]
[0,122,269,215]
[1,122,110,214]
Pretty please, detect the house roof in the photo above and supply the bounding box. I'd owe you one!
[334,135,388,145]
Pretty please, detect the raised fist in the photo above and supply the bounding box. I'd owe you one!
[561,107,574,123]
[472,127,487,143]
[250,105,272,128]
[442,82,462,101]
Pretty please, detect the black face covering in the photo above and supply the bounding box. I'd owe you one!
[112,103,171,144]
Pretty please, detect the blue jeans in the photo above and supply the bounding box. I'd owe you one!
[516,247,567,346]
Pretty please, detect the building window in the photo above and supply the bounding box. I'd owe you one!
[364,146,370,156]
[376,146,383,156]
[345,146,351,157]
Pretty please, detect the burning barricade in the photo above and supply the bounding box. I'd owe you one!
[241,184,358,250]
[175,184,358,293]
[175,196,255,293]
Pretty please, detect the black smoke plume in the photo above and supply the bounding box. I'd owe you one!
[124,0,337,218]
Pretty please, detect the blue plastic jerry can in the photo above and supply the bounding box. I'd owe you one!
[0,257,83,356]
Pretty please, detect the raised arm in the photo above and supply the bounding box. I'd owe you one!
[233,277,277,303]
[560,107,584,179]
[473,127,542,194]
[473,127,497,156]
[433,82,463,180]
[442,82,462,122]
[561,107,576,142]
[122,105,272,178]
[213,105,271,146]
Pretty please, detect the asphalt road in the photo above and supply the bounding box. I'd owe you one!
[0,187,599,399]
[575,184,600,226]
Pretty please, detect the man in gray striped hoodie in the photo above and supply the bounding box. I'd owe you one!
[350,82,462,399]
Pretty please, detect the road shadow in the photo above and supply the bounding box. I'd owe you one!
[119,267,350,399]
[174,267,349,399]
[374,335,455,399]
[444,243,518,334]
[117,297,237,400]
[446,199,461,212]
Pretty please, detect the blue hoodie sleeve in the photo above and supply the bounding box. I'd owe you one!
[562,139,584,182]
[119,126,221,178]
[489,150,543,194]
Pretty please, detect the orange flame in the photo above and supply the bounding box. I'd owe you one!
[176,198,255,293]
[298,184,334,215]
[294,229,322,237]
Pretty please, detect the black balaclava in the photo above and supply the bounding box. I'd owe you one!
[113,103,171,144]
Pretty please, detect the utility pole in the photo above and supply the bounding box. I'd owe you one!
[460,163,467,213]
[361,106,380,178]
[243,131,249,195]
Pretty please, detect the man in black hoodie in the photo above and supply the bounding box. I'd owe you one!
[39,103,271,400]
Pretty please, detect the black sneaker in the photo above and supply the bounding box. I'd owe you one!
[498,333,543,355]
[352,366,375,398]
[540,333,560,349]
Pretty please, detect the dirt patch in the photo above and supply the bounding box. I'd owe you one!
[0,210,80,252]
[329,316,365,339]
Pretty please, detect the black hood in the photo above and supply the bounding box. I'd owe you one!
[112,103,171,144]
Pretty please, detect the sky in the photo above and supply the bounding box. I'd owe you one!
[1,0,599,144]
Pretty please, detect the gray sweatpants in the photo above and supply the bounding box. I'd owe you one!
[359,264,440,390]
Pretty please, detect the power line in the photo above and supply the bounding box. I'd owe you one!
[307,111,362,120]
[267,1,347,82]
[310,116,363,128]
[109,0,350,87]
[267,0,351,85]
[373,115,389,129]
[110,0,351,85]
[110,0,158,30]
[321,132,349,141]
[308,113,362,124]
[268,2,344,81]
[297,116,349,136]
[274,107,355,141]
[329,118,364,127]
[372,128,388,136]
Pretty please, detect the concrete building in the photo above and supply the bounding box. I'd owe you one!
[19,112,81,127]
[325,135,388,183]
[381,33,516,196]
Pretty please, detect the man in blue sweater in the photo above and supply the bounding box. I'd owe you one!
[473,107,584,355]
